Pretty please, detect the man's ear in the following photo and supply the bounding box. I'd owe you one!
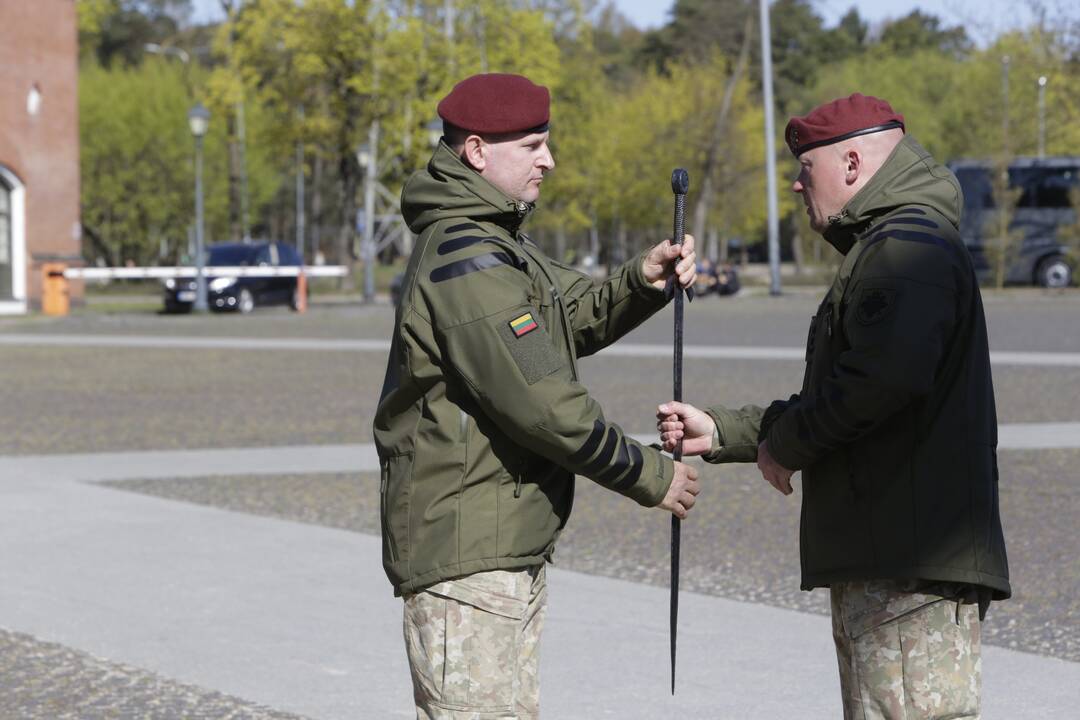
[845,149,862,185]
[462,135,487,171]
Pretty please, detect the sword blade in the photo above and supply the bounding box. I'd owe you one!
[669,169,688,695]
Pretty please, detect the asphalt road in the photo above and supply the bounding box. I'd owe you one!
[2,287,1079,716]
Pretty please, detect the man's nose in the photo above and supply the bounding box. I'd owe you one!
[539,145,554,171]
[792,179,804,193]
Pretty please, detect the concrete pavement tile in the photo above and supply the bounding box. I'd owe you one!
[0,628,309,720]
[99,450,1080,664]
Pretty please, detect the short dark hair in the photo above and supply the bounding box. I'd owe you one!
[443,121,471,150]
[442,121,548,151]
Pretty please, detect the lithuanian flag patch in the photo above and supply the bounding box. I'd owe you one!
[509,312,539,338]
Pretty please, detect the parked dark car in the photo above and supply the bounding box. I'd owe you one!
[949,157,1078,287]
[163,242,305,313]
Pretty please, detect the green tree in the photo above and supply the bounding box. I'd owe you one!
[982,161,1024,289]
[947,30,1080,161]
[79,59,232,265]
[803,48,964,160]
[877,10,971,59]
[825,9,868,62]
[637,0,753,71]
[79,0,193,67]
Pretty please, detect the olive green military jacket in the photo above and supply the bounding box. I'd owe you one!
[705,135,1010,599]
[375,142,675,595]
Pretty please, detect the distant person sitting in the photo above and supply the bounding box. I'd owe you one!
[715,262,739,296]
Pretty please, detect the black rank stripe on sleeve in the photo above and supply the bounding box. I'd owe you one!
[612,443,645,489]
[865,228,959,258]
[567,419,606,465]
[430,252,515,283]
[873,216,940,230]
[560,417,648,485]
[438,235,492,255]
[596,435,631,482]
[580,427,619,475]
[597,436,645,488]
[445,222,481,234]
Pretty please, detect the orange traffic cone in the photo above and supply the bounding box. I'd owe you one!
[295,271,308,313]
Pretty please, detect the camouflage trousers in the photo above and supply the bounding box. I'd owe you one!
[403,565,547,720]
[831,580,981,720]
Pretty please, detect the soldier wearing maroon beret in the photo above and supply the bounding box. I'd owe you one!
[377,73,702,717]
[659,93,1008,717]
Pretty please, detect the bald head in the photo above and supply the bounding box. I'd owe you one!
[793,127,904,233]
[829,127,904,197]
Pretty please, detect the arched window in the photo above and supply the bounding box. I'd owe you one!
[0,177,11,299]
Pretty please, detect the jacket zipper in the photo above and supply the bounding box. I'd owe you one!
[516,234,579,381]
[379,460,398,563]
[548,284,579,381]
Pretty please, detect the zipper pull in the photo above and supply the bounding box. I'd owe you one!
[514,474,524,498]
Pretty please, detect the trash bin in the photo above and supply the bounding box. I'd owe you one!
[42,263,69,316]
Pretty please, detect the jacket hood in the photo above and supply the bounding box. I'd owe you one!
[824,134,963,254]
[401,141,534,235]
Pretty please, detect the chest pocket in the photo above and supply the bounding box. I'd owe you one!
[519,245,579,381]
[803,302,836,392]
[805,302,834,360]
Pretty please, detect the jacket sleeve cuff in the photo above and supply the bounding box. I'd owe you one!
[764,416,813,471]
[625,448,674,507]
[702,406,762,463]
[626,248,667,302]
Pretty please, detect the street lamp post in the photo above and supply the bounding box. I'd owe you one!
[357,120,379,303]
[1037,75,1048,159]
[759,0,782,296]
[1001,55,1010,155]
[296,107,306,261]
[188,103,211,313]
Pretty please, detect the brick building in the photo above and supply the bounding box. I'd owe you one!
[0,0,82,314]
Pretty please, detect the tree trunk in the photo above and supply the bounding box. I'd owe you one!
[337,152,358,291]
[616,217,627,265]
[227,113,242,241]
[312,152,324,262]
[707,227,719,263]
[81,223,116,266]
[589,215,599,270]
[691,11,755,244]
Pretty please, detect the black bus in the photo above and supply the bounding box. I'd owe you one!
[949,156,1077,287]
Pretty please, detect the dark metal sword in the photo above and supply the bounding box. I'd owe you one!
[668,168,690,695]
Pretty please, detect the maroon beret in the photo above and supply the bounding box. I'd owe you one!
[437,73,550,135]
[785,93,904,157]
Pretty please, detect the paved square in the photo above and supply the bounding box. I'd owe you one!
[2,290,1078,717]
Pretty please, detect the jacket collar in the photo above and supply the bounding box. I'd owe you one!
[401,141,535,236]
[821,134,962,255]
